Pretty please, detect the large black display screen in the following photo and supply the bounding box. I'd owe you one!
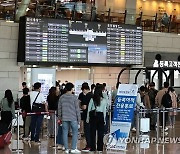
[18,17,143,65]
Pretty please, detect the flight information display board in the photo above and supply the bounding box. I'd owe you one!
[18,17,143,65]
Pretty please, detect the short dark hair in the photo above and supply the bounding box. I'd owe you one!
[82,82,88,87]
[34,82,41,90]
[140,86,145,92]
[81,85,90,90]
[81,82,89,90]
[23,88,29,95]
[168,87,174,92]
[149,82,155,87]
[65,82,74,91]
[22,82,26,86]
[164,82,169,88]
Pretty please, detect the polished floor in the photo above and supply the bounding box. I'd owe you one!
[0,121,180,154]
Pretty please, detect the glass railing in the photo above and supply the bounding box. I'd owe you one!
[0,1,179,34]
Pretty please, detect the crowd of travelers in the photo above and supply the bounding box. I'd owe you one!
[0,80,179,153]
[132,81,178,134]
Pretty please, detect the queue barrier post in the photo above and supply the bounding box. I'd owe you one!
[109,106,112,133]
[156,108,160,144]
[135,108,180,145]
[54,111,57,148]
[162,107,165,143]
[17,110,20,151]
[12,110,23,153]
[136,108,140,138]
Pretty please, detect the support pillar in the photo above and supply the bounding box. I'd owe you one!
[158,68,162,90]
[125,0,137,25]
[169,70,174,87]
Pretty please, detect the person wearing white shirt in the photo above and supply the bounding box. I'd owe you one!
[30,82,47,144]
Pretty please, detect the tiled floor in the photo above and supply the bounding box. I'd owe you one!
[0,121,180,154]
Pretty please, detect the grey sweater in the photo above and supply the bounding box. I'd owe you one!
[0,98,15,118]
[58,93,81,123]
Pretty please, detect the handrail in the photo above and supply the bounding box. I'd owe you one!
[0,2,179,34]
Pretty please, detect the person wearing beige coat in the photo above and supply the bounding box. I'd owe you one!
[155,82,169,128]
[169,87,178,128]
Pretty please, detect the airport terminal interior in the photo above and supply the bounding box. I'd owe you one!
[0,0,180,153]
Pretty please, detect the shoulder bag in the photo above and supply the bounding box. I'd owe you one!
[32,92,45,113]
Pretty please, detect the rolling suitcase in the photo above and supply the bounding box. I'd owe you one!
[0,132,12,149]
[0,121,12,149]
[140,108,150,133]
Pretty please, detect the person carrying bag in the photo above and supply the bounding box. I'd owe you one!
[32,92,45,113]
[30,82,48,144]
[86,84,108,152]
[0,89,15,131]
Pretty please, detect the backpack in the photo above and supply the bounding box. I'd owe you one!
[161,92,172,108]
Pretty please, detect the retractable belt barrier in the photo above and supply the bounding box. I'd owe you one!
[137,107,180,113]
[12,110,58,152]
[106,107,180,144]
[20,111,54,116]
[12,107,180,152]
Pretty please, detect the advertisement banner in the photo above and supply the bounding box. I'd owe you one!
[107,84,138,151]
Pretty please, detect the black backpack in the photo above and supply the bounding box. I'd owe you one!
[161,92,172,108]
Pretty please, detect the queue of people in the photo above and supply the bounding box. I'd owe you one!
[0,80,179,153]
[131,81,178,135]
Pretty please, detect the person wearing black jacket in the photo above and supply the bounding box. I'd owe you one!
[47,87,59,138]
[79,84,93,152]
[20,88,31,140]
[148,82,158,130]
